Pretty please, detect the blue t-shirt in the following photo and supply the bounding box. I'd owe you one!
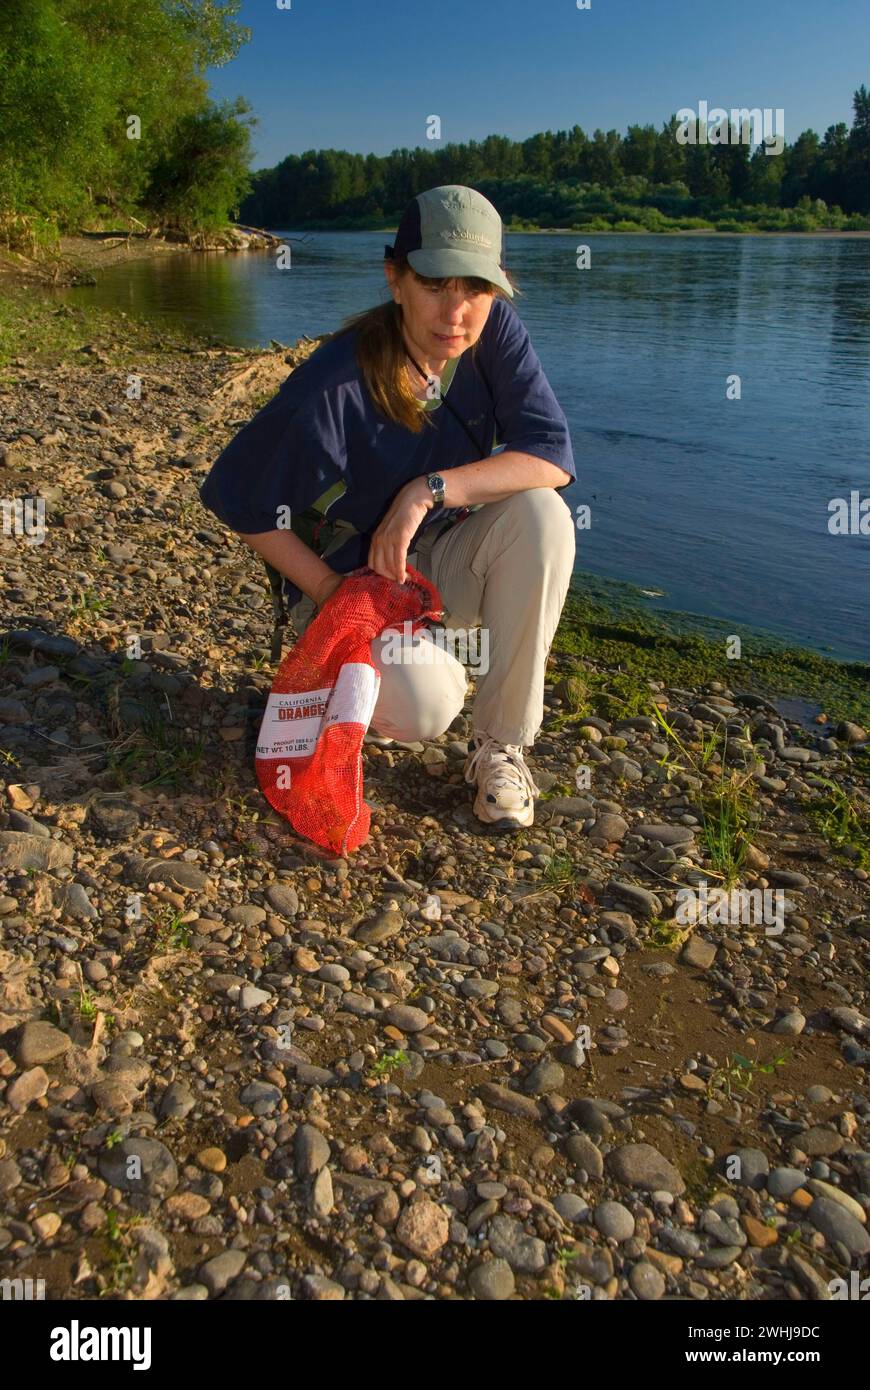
[199,296,576,607]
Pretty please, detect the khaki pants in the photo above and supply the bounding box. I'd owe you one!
[292,488,576,748]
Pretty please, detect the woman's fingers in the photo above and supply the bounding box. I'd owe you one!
[369,525,411,583]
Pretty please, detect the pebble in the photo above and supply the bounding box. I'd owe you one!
[607,881,662,918]
[606,1144,686,1195]
[395,1196,449,1258]
[15,1021,72,1067]
[806,1198,870,1256]
[468,1258,515,1300]
[565,1133,604,1180]
[772,1010,806,1036]
[723,1147,769,1189]
[196,1147,227,1173]
[7,1067,50,1112]
[628,1261,666,1300]
[486,1214,548,1273]
[767,1167,808,1198]
[199,1249,246,1297]
[681,936,718,970]
[522,1060,565,1095]
[98,1138,178,1197]
[594,1201,635,1240]
[383,1004,430,1033]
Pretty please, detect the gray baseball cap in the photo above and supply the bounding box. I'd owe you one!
[385,185,514,298]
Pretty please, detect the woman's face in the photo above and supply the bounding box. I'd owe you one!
[385,264,494,363]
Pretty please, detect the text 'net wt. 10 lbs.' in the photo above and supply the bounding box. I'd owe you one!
[255,564,443,856]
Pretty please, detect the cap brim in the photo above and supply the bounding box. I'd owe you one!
[407,248,513,298]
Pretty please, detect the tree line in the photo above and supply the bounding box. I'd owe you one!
[241,91,870,233]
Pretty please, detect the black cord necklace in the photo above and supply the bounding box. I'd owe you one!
[403,345,487,457]
[404,348,439,395]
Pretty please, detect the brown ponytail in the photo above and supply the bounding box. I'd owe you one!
[324,254,520,433]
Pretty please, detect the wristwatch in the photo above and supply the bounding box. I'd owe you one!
[426,472,446,507]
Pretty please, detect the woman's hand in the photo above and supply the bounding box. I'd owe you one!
[367,478,433,584]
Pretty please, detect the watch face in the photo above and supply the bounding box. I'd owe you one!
[430,474,445,489]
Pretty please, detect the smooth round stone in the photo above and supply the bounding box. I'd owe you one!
[554,1193,589,1223]
[807,1198,870,1257]
[772,1010,806,1036]
[318,963,350,984]
[565,1133,604,1180]
[593,1200,635,1241]
[605,989,629,1011]
[723,1147,769,1190]
[522,1060,564,1095]
[514,1033,547,1053]
[628,1261,666,1300]
[383,1003,430,1033]
[484,1039,509,1058]
[767,1167,808,1198]
[468,1258,515,1300]
[461,978,499,1000]
[806,1085,833,1104]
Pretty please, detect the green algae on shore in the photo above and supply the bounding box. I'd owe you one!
[556,573,870,730]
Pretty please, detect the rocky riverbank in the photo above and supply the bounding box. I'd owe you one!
[0,226,281,289]
[0,296,868,1302]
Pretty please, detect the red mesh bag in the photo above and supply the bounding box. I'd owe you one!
[255,564,443,856]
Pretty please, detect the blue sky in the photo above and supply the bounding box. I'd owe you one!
[207,0,870,170]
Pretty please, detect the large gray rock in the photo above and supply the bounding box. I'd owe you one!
[807,1198,870,1257]
[0,832,73,871]
[199,1249,247,1297]
[265,883,300,917]
[468,1258,515,1300]
[98,1138,178,1197]
[15,1021,72,1067]
[606,881,662,918]
[295,1123,331,1176]
[606,1143,685,1195]
[486,1214,548,1273]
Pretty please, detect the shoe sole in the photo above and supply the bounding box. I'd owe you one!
[472,817,532,835]
[471,791,535,832]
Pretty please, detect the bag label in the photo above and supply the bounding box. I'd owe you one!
[256,664,380,760]
[322,663,380,729]
[256,686,331,759]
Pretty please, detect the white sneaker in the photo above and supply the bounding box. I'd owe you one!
[463,731,539,830]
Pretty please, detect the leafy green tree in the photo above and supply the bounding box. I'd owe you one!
[653,118,688,184]
[142,97,255,232]
[0,0,252,243]
[815,123,849,209]
[621,124,658,179]
[845,84,870,212]
[780,130,821,205]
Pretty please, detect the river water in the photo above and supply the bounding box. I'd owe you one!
[61,231,870,662]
